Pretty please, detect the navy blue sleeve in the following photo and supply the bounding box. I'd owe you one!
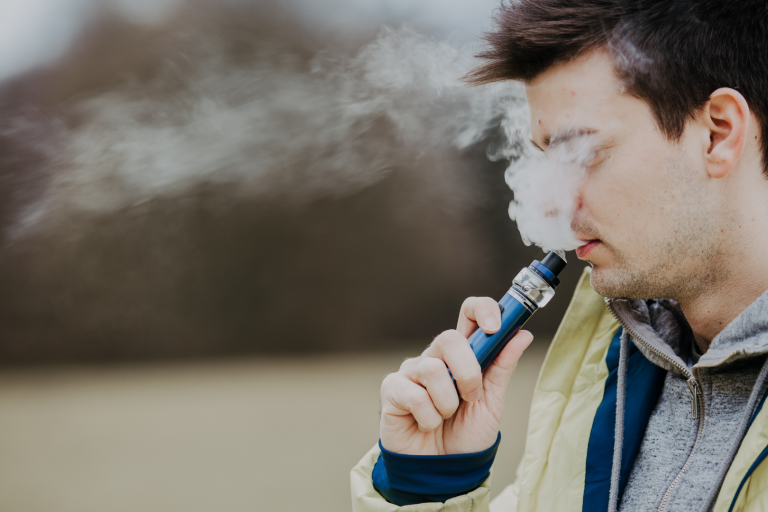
[371,433,500,506]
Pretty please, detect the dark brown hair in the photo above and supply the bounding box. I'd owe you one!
[466,0,768,173]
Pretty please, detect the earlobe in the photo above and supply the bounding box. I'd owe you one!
[703,88,750,179]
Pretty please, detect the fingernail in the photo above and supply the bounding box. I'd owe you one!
[483,316,500,331]
[466,389,482,401]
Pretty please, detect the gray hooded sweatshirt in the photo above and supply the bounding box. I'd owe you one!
[607,290,768,512]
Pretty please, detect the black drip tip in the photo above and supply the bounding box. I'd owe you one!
[542,252,567,277]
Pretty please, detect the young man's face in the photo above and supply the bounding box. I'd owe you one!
[525,51,728,301]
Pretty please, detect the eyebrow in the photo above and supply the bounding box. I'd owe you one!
[530,127,599,151]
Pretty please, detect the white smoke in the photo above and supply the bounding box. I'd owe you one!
[7,15,594,255]
[498,128,598,253]
[11,27,529,235]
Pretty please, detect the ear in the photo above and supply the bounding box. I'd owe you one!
[702,88,750,179]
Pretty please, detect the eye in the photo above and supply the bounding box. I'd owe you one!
[528,139,546,153]
[587,148,610,170]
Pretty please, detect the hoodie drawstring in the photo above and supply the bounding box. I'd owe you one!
[608,328,630,512]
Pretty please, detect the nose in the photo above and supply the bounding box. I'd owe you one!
[573,193,584,215]
[571,193,587,233]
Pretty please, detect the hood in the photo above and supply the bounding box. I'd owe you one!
[607,288,768,376]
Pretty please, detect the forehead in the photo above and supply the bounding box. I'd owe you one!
[525,51,630,144]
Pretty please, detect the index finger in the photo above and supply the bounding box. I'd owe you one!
[457,296,502,339]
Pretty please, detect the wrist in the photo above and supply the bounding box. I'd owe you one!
[372,432,500,506]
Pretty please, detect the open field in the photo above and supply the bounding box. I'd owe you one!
[0,342,549,512]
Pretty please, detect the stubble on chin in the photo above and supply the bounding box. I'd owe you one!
[570,222,656,299]
[587,255,644,299]
[587,238,707,301]
[589,263,649,299]
[586,242,670,300]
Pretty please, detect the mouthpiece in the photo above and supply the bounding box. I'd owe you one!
[542,251,567,277]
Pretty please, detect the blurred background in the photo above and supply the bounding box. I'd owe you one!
[0,0,588,510]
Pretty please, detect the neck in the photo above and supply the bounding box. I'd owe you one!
[680,182,768,353]
[683,288,763,354]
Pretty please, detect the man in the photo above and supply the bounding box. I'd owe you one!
[351,1,768,511]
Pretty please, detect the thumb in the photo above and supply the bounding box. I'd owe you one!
[482,330,534,401]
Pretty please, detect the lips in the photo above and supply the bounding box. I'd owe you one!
[576,240,601,259]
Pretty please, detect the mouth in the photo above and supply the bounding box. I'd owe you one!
[575,240,601,259]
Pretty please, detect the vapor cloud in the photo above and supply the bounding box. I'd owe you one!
[6,5,590,255]
[12,26,528,236]
[499,129,597,253]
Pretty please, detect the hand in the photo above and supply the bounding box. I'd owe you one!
[379,296,534,455]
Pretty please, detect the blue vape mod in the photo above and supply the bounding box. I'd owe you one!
[469,251,566,371]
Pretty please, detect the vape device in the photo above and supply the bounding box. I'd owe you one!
[469,251,566,371]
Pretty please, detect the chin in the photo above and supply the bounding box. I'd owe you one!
[588,266,611,297]
[590,263,665,300]
[583,246,631,298]
[589,265,629,299]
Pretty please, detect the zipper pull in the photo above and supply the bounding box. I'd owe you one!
[687,378,702,419]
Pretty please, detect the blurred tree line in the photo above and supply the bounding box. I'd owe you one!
[0,0,587,364]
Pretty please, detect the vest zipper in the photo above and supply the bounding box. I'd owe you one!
[604,298,705,512]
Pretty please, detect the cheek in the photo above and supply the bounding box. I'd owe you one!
[580,175,623,223]
[581,150,669,235]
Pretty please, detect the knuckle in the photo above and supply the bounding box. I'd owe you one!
[454,365,481,385]
[380,373,399,394]
[399,356,419,373]
[419,412,443,431]
[406,387,431,409]
[439,395,460,418]
[422,358,447,379]
[478,297,499,313]
[441,405,458,420]
[430,330,456,348]
[442,332,470,355]
[461,296,477,310]
[460,297,477,319]
[455,374,481,389]
[441,329,465,344]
